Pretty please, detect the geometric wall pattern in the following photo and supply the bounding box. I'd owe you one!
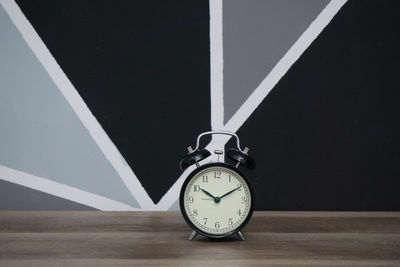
[0,2,139,210]
[13,0,211,206]
[233,0,400,211]
[223,0,330,123]
[0,180,96,210]
[2,0,398,211]
[0,0,344,210]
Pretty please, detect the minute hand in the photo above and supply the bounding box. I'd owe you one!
[219,185,242,199]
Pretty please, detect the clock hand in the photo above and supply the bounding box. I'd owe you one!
[200,188,222,203]
[200,188,217,200]
[219,185,242,199]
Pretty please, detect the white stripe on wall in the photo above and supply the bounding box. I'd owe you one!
[0,0,348,211]
[157,0,348,210]
[224,0,348,133]
[210,0,224,130]
[0,165,139,211]
[0,0,156,210]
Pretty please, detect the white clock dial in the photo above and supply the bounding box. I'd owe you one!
[182,165,252,235]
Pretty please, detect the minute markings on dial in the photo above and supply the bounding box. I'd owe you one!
[183,166,251,235]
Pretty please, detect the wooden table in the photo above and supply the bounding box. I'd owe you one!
[0,211,399,266]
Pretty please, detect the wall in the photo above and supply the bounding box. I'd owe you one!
[0,0,399,211]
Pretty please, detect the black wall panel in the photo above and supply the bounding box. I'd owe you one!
[230,0,400,210]
[17,0,211,203]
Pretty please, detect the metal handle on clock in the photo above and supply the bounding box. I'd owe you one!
[194,130,244,153]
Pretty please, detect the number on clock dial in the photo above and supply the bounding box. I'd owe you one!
[184,166,251,235]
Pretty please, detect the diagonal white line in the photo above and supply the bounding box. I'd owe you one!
[0,165,139,211]
[224,0,348,133]
[0,0,156,210]
[157,0,348,210]
[210,0,224,130]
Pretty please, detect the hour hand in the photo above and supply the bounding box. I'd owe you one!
[200,188,216,200]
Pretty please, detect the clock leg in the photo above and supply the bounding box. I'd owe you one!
[237,231,245,241]
[188,231,198,241]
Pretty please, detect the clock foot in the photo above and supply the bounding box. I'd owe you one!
[188,231,198,241]
[237,231,245,241]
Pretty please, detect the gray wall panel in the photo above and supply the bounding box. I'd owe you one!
[223,0,329,123]
[0,180,96,210]
[0,5,139,209]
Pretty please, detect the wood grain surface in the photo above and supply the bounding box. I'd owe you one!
[0,211,399,266]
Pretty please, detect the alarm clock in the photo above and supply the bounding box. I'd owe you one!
[179,130,256,240]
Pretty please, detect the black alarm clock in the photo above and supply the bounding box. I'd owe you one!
[179,130,256,240]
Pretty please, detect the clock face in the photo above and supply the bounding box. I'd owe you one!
[180,163,254,237]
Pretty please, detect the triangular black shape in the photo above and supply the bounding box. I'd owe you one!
[228,0,400,210]
[16,0,210,203]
